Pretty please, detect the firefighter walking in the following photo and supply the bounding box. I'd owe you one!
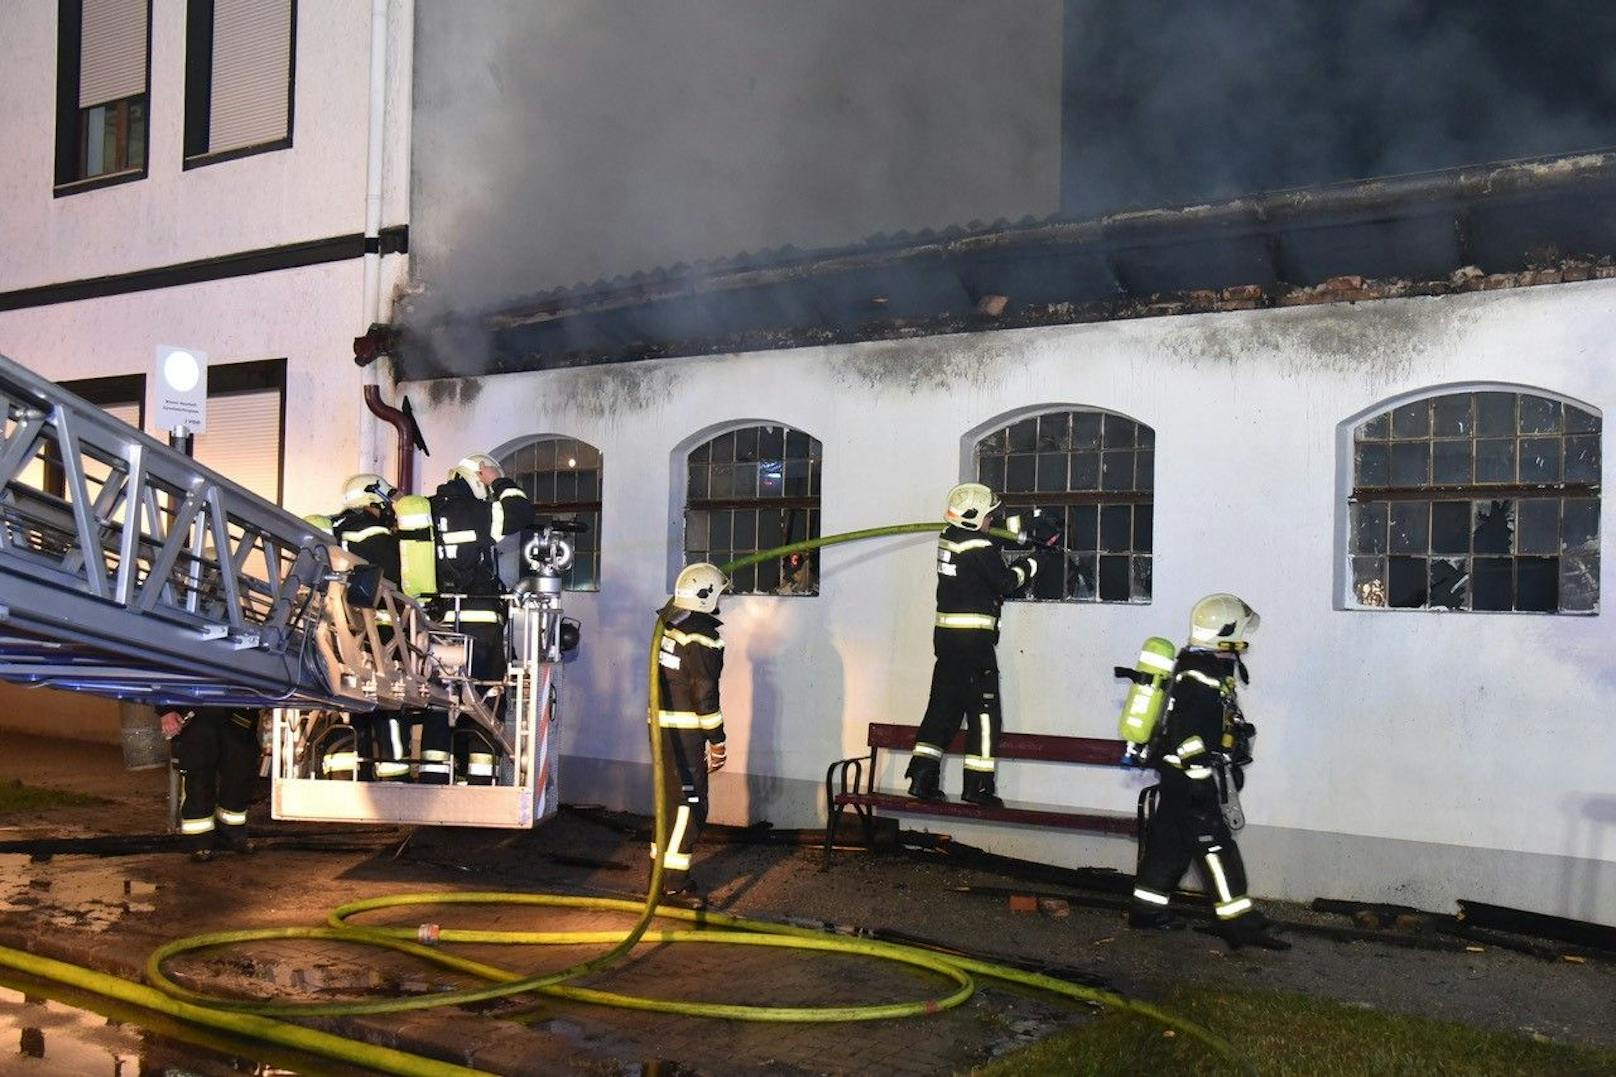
[163,706,260,862]
[1129,593,1289,950]
[653,563,729,899]
[905,483,1058,807]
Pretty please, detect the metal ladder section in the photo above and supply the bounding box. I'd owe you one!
[0,349,513,744]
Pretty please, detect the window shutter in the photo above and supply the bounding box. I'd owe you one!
[208,0,292,154]
[193,389,283,505]
[79,0,148,108]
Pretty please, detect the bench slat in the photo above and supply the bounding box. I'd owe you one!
[837,791,1137,836]
[865,722,1124,766]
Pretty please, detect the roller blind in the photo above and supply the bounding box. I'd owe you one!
[208,0,292,153]
[193,389,283,505]
[80,0,148,108]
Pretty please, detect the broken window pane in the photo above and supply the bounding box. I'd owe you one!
[1351,501,1388,554]
[1562,498,1599,551]
[1391,400,1430,439]
[1431,501,1470,555]
[1515,556,1558,612]
[1038,412,1071,450]
[1134,504,1154,553]
[1098,555,1130,601]
[1067,553,1097,600]
[785,429,811,460]
[1517,395,1561,435]
[1390,442,1430,486]
[1474,438,1516,483]
[1036,452,1068,492]
[758,425,785,459]
[1356,413,1389,440]
[1351,556,1387,607]
[1560,553,1598,612]
[1516,499,1559,555]
[755,558,781,593]
[1518,437,1561,483]
[1389,502,1429,554]
[1072,412,1103,449]
[1008,418,1038,452]
[1564,405,1600,435]
[1005,454,1035,492]
[1100,504,1131,552]
[1471,557,1513,611]
[978,454,1005,491]
[1564,435,1600,483]
[1475,393,1516,437]
[731,564,756,593]
[1103,416,1137,449]
[1388,556,1428,608]
[1031,558,1063,599]
[1101,451,1134,491]
[734,426,759,462]
[1432,394,1473,437]
[1067,504,1098,551]
[1432,440,1472,485]
[1471,500,1514,556]
[1131,556,1152,601]
[1428,557,1466,609]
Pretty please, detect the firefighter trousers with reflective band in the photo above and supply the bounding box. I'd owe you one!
[1132,771,1255,923]
[910,630,1001,796]
[173,710,258,852]
[655,728,710,892]
[410,709,454,785]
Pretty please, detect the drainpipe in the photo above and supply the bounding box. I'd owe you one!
[361,0,388,327]
[362,385,415,493]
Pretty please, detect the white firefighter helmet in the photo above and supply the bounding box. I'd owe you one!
[342,473,386,509]
[672,562,726,614]
[1189,593,1260,651]
[944,482,1000,531]
[450,453,503,499]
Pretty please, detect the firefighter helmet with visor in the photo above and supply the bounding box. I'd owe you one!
[672,562,726,614]
[1189,593,1260,651]
[944,482,1000,532]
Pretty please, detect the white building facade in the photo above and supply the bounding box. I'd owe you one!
[0,0,415,739]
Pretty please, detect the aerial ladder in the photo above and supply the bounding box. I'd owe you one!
[0,350,569,828]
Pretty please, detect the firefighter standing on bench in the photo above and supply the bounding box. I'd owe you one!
[162,706,259,862]
[654,563,728,898]
[905,482,1059,806]
[1129,593,1289,950]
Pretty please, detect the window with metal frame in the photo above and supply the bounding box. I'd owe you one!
[190,360,286,506]
[1348,389,1600,613]
[974,408,1154,603]
[497,436,602,591]
[183,0,296,166]
[684,424,822,596]
[55,0,152,191]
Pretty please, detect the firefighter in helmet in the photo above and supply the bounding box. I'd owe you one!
[652,562,729,898]
[1129,594,1289,950]
[904,483,1060,806]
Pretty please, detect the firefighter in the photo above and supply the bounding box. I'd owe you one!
[1129,594,1290,950]
[905,483,1059,806]
[323,473,411,782]
[162,706,260,862]
[653,562,728,899]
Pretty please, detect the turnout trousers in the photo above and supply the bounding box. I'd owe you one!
[1132,770,1256,924]
[909,629,1002,796]
[173,709,259,852]
[654,727,710,893]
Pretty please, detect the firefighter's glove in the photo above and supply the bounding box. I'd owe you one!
[1027,514,1063,548]
[706,742,728,773]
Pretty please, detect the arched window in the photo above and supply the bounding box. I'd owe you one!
[684,423,822,596]
[974,408,1154,603]
[498,436,602,590]
[1348,389,1600,612]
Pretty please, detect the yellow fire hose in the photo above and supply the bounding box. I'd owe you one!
[0,522,1246,1075]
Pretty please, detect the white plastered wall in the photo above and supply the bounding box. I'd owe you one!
[410,279,1616,924]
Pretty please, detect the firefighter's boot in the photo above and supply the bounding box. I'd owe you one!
[905,756,946,802]
[960,770,1004,808]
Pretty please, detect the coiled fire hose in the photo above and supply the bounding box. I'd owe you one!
[0,522,1244,1076]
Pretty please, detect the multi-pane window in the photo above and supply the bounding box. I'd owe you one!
[1349,390,1601,613]
[184,0,296,165]
[498,437,602,591]
[684,425,821,596]
[56,0,152,190]
[975,409,1154,603]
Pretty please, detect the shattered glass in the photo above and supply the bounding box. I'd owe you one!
[1471,556,1513,611]
[1428,558,1466,609]
[1515,556,1558,612]
[1562,498,1599,551]
[1100,504,1132,552]
[1356,413,1389,440]
[1388,556,1428,608]
[1067,504,1098,550]
[1430,501,1470,555]
[1066,554,1097,600]
[1098,555,1130,602]
[1560,553,1599,612]
[1134,504,1154,553]
[1471,500,1514,556]
[1131,556,1152,601]
[1351,556,1387,607]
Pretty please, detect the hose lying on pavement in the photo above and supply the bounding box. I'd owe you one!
[0,522,1247,1076]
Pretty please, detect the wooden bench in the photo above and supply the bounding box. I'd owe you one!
[824,722,1137,861]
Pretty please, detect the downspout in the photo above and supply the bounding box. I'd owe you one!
[361,0,388,326]
[363,385,415,493]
